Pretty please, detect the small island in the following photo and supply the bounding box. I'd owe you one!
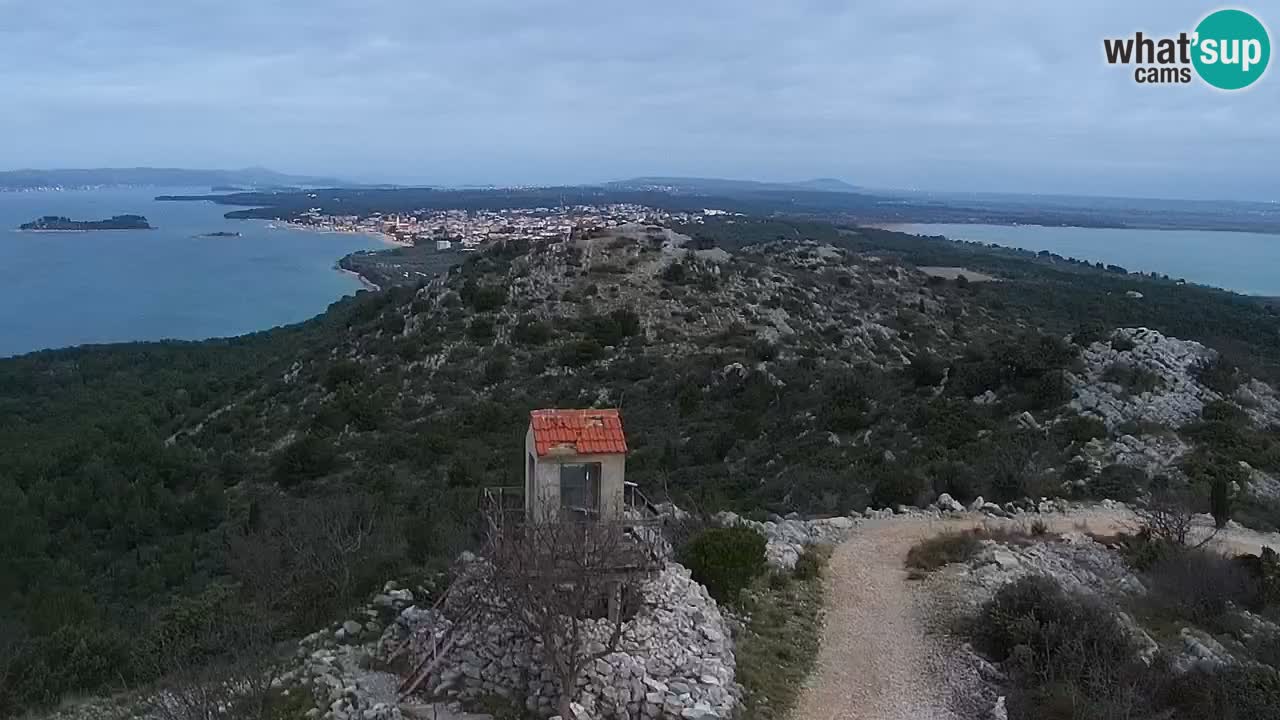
[19,214,153,231]
[196,231,242,238]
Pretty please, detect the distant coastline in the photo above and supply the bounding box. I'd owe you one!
[278,219,411,248]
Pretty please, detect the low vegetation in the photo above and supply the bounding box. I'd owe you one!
[905,531,985,572]
[970,575,1280,720]
[736,546,829,720]
[680,527,768,603]
[906,523,1050,573]
[967,499,1280,720]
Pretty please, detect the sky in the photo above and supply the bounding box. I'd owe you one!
[3,1,1278,200]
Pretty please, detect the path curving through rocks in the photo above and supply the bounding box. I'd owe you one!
[792,508,1280,720]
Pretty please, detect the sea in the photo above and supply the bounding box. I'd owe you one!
[893,223,1280,298]
[0,187,384,358]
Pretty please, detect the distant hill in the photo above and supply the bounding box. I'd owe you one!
[607,176,863,194]
[0,166,351,191]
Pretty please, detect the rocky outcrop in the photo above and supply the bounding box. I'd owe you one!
[1065,328,1280,491]
[381,565,739,720]
[1068,328,1220,431]
[954,532,1146,612]
[711,511,856,569]
[1172,627,1235,674]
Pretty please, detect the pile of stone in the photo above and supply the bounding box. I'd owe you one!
[711,510,856,569]
[380,565,739,720]
[285,581,423,720]
[288,638,402,720]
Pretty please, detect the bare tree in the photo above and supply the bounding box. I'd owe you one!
[227,491,406,628]
[1131,488,1219,551]
[139,609,285,720]
[468,503,659,719]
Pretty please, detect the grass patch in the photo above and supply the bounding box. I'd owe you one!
[906,523,1051,573]
[736,547,829,720]
[906,531,984,571]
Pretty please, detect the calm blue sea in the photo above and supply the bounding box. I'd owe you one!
[895,223,1280,297]
[0,188,384,357]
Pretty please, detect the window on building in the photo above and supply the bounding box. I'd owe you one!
[559,462,601,519]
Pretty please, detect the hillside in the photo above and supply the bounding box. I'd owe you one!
[2,218,1280,714]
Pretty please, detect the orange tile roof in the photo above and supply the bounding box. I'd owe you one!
[530,408,628,457]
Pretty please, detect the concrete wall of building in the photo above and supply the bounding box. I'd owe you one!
[524,424,625,522]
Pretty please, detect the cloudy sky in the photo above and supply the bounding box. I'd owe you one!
[3,1,1276,199]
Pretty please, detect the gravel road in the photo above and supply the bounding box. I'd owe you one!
[792,516,965,720]
[791,509,1280,720]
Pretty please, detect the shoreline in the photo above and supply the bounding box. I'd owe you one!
[337,266,381,292]
[277,220,412,248]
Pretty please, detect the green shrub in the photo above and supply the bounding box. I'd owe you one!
[1145,548,1261,623]
[871,472,920,509]
[1110,334,1137,352]
[905,531,984,571]
[323,360,365,390]
[1088,464,1147,501]
[975,576,1139,714]
[1164,665,1280,719]
[1202,399,1249,425]
[482,356,510,384]
[467,317,495,342]
[556,339,604,367]
[512,316,553,345]
[908,351,947,387]
[1101,362,1164,395]
[460,280,506,312]
[1235,547,1280,608]
[581,309,641,346]
[793,545,827,581]
[1050,414,1108,447]
[680,527,767,603]
[1193,355,1243,395]
[272,434,338,486]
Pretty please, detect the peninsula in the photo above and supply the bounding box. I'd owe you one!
[19,214,153,231]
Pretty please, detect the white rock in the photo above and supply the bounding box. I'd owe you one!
[988,696,1008,720]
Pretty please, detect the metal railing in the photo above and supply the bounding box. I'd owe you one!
[481,482,663,526]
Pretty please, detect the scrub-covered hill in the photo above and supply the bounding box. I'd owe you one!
[3,218,1279,714]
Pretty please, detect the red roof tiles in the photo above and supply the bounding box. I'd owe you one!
[530,408,627,457]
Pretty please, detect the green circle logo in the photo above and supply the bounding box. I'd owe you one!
[1193,9,1270,90]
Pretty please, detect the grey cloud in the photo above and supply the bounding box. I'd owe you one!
[2,0,1276,199]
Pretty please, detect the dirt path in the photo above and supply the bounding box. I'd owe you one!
[792,516,965,720]
[792,509,1280,720]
